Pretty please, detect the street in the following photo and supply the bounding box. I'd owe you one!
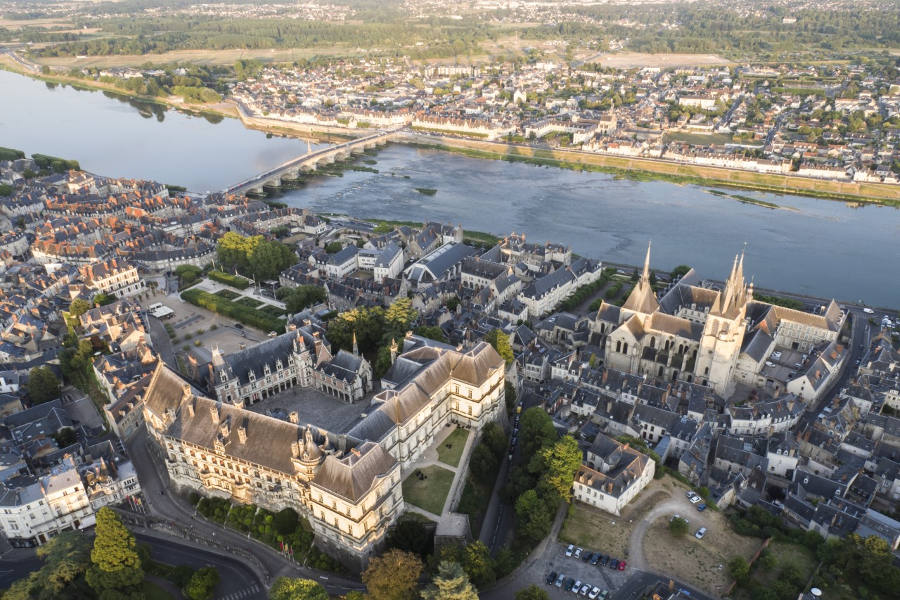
[137,533,265,600]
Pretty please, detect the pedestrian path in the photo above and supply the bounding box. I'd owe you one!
[218,583,261,600]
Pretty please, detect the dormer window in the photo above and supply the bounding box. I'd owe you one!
[264,364,271,376]
[219,371,228,383]
[248,371,256,381]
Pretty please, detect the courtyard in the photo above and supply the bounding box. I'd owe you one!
[244,385,372,434]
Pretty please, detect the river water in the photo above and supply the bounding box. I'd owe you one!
[1,70,897,305]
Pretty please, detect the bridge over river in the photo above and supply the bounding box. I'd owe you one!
[224,128,401,195]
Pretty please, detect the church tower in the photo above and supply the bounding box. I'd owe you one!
[695,253,750,397]
[621,241,659,320]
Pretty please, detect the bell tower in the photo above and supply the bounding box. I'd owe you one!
[696,253,750,397]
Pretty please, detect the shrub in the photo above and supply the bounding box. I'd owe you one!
[208,270,251,290]
[181,288,283,333]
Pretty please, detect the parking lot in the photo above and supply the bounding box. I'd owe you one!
[538,541,632,599]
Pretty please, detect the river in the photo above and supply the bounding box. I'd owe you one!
[1,70,897,306]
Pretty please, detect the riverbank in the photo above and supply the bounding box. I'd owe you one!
[0,55,238,122]
[398,133,900,207]
[3,58,898,205]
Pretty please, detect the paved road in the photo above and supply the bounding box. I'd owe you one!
[0,550,43,589]
[137,533,265,600]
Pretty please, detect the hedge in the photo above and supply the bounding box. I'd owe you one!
[208,269,250,290]
[181,289,283,333]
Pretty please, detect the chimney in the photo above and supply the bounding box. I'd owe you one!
[602,369,608,384]
[185,398,195,418]
[289,411,299,424]
[209,402,219,422]
[237,420,247,444]
[350,447,361,458]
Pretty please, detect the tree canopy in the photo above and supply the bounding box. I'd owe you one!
[361,549,423,600]
[516,585,550,600]
[69,298,91,318]
[217,232,298,282]
[268,577,329,600]
[484,329,514,365]
[85,507,144,599]
[185,567,219,600]
[533,435,582,502]
[27,366,59,404]
[420,561,479,600]
[2,531,93,600]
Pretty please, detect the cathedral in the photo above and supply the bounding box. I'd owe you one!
[593,244,845,399]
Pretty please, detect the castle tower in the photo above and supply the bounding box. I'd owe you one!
[695,252,750,397]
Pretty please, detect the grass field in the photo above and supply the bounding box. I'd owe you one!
[30,47,359,68]
[403,465,454,515]
[643,514,759,596]
[590,52,732,68]
[437,428,470,467]
[214,289,241,300]
[733,540,817,600]
[234,296,263,309]
[558,479,672,557]
[258,304,286,318]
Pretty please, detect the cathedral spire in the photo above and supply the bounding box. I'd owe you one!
[641,241,652,284]
[352,331,359,356]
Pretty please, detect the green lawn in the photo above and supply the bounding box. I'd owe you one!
[214,289,240,300]
[234,296,263,308]
[142,580,174,600]
[437,428,470,467]
[258,304,286,318]
[402,465,455,515]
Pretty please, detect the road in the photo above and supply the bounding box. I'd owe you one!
[126,429,364,597]
[137,533,265,600]
[0,550,43,589]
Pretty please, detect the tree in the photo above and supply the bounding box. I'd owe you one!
[669,517,689,537]
[69,298,91,318]
[420,561,478,600]
[92,292,116,306]
[462,541,495,588]
[415,325,447,343]
[85,507,144,599]
[484,329,514,365]
[516,585,550,600]
[728,556,750,585]
[514,489,554,543]
[28,366,60,404]
[385,297,417,333]
[361,549,423,600]
[517,407,557,459]
[272,507,299,536]
[268,577,328,600]
[386,517,434,559]
[535,435,582,502]
[3,530,93,600]
[185,567,219,600]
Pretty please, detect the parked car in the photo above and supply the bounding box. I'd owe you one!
[555,573,566,587]
[574,547,583,559]
[590,553,601,566]
[618,560,626,571]
[697,503,707,512]
[695,527,707,540]
[581,551,593,563]
[567,579,578,592]
[600,555,609,566]
[685,490,695,498]
[546,571,558,585]
[588,587,601,599]
[579,584,591,596]
[610,558,619,569]
[566,544,574,557]
[689,495,702,504]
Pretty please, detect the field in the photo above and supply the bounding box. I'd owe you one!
[590,52,733,68]
[558,478,672,558]
[733,540,817,600]
[402,465,455,515]
[643,515,760,597]
[437,428,469,468]
[31,47,359,69]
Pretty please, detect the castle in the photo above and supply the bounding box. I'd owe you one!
[593,244,845,399]
[141,337,505,567]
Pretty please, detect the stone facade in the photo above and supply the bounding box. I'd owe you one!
[142,341,505,567]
